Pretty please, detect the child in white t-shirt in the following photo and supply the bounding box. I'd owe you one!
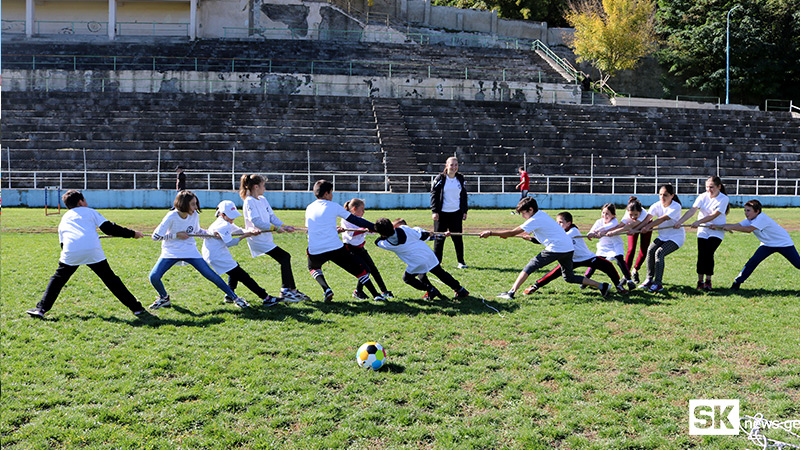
[305,179,382,303]
[585,203,635,291]
[374,218,469,299]
[635,184,685,293]
[341,198,392,300]
[240,174,308,302]
[674,176,730,290]
[26,190,149,319]
[479,197,610,299]
[202,200,283,306]
[711,199,800,290]
[148,191,249,310]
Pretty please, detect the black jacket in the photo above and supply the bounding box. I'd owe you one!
[430,173,468,214]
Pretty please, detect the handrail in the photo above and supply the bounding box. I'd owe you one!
[765,98,800,113]
[3,170,799,197]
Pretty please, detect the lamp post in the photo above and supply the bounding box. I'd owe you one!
[726,4,741,105]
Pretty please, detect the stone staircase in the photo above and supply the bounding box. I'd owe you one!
[371,98,419,192]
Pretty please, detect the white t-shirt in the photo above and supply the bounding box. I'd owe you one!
[566,227,596,262]
[376,226,439,274]
[740,213,794,248]
[305,199,350,255]
[152,210,206,259]
[201,216,243,274]
[243,195,284,257]
[341,217,367,247]
[647,201,685,247]
[520,210,573,253]
[692,192,729,240]
[442,176,461,213]
[58,207,107,265]
[621,209,645,225]
[590,217,624,258]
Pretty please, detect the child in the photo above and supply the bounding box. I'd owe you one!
[25,190,149,319]
[431,156,469,269]
[711,199,800,290]
[149,190,249,309]
[374,218,469,299]
[620,197,650,283]
[523,211,623,295]
[674,176,730,290]
[515,166,530,201]
[585,203,635,291]
[341,198,393,300]
[305,179,383,302]
[633,184,685,293]
[202,200,282,306]
[479,197,610,299]
[240,174,308,302]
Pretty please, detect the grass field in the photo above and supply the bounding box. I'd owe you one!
[2,206,800,449]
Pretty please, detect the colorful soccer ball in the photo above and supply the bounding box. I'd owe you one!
[356,342,386,370]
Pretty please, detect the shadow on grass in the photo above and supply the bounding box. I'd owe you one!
[728,288,800,298]
[468,265,530,274]
[381,363,405,374]
[301,294,520,317]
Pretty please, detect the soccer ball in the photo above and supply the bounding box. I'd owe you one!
[356,342,386,370]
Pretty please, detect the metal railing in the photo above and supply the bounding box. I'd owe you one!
[3,170,799,197]
[765,99,800,114]
[1,19,189,37]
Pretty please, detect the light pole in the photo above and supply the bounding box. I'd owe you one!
[726,4,741,104]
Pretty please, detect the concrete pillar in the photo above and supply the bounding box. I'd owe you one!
[423,0,430,26]
[190,0,197,40]
[25,0,34,37]
[491,9,498,36]
[457,12,463,30]
[108,0,117,40]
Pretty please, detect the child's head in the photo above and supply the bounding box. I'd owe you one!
[658,184,681,205]
[518,166,525,174]
[62,190,85,209]
[626,196,643,213]
[443,156,459,175]
[707,176,731,213]
[375,218,395,237]
[556,211,575,231]
[744,199,762,220]
[239,174,265,199]
[174,190,200,213]
[176,165,184,173]
[216,200,241,222]
[601,203,617,222]
[515,196,539,216]
[313,179,334,199]
[344,198,365,216]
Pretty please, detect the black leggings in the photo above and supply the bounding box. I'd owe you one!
[696,237,723,276]
[37,260,143,313]
[226,264,268,299]
[265,246,295,290]
[433,211,465,265]
[402,264,462,293]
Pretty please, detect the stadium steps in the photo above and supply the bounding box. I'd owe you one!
[371,98,422,191]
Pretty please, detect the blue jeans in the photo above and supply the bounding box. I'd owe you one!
[735,245,800,285]
[149,257,237,299]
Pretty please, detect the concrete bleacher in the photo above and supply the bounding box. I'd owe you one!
[1,38,565,84]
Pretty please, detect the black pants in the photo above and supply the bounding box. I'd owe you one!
[308,246,368,277]
[697,237,723,276]
[433,211,465,265]
[37,260,144,313]
[266,246,295,290]
[346,244,388,292]
[402,264,462,292]
[226,264,268,299]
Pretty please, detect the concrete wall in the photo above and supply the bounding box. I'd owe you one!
[198,0,250,38]
[1,69,580,104]
[5,189,800,209]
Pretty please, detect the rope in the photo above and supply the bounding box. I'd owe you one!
[741,414,800,449]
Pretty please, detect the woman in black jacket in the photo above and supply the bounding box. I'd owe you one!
[430,156,469,268]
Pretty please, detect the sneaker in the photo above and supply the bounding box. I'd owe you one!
[223,295,235,304]
[696,281,705,290]
[281,289,307,303]
[149,295,171,310]
[454,287,470,298]
[262,295,283,307]
[133,310,157,320]
[704,280,713,291]
[616,282,629,294]
[648,283,664,293]
[352,290,369,300]
[631,269,640,284]
[730,281,741,291]
[523,284,539,295]
[381,291,394,299]
[422,291,430,300]
[233,297,250,309]
[579,283,588,290]
[626,279,637,291]
[638,280,652,290]
[373,293,387,301]
[424,287,442,300]
[26,307,45,319]
[496,291,515,300]
[323,288,334,303]
[599,283,611,297]
[457,262,469,269]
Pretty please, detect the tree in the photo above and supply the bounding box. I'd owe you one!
[565,0,657,90]
[432,0,571,27]
[656,0,800,105]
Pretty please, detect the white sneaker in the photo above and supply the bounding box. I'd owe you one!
[149,295,171,310]
[281,289,308,302]
[496,291,515,300]
[457,263,469,269]
[233,297,250,309]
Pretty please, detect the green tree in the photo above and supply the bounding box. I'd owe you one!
[565,0,658,90]
[656,0,800,105]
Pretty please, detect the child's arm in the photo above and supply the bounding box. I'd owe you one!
[674,206,699,228]
[710,223,756,233]
[641,214,673,233]
[344,214,375,232]
[99,221,143,239]
[629,214,653,233]
[479,227,525,239]
[152,214,177,241]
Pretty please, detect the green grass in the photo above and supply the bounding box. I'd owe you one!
[2,207,800,449]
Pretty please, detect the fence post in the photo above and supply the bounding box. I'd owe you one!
[134,173,137,190]
[83,148,88,190]
[590,154,594,194]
